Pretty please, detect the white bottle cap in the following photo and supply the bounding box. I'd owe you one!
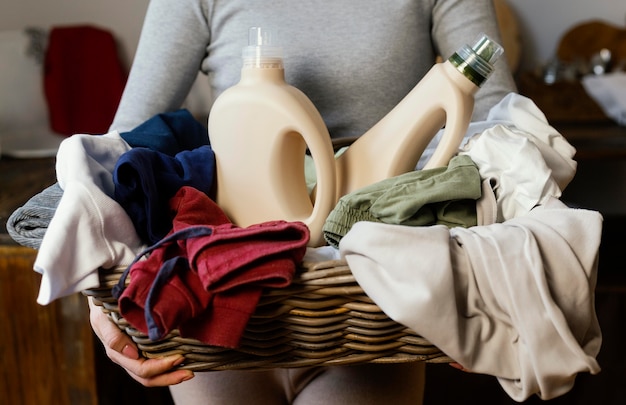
[242,27,283,67]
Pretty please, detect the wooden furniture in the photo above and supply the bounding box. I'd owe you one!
[556,20,626,66]
[0,156,98,405]
[515,18,626,133]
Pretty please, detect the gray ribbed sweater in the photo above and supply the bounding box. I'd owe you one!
[111,0,517,138]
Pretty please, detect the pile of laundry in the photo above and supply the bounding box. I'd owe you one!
[8,93,603,401]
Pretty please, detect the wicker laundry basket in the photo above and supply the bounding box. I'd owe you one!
[84,258,451,371]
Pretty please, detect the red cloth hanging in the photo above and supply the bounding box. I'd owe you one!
[44,25,126,136]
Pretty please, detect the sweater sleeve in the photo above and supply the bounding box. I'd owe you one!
[432,0,517,120]
[110,0,210,132]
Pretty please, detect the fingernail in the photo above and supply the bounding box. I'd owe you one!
[172,355,186,366]
[122,344,139,359]
[181,372,195,382]
[449,362,462,370]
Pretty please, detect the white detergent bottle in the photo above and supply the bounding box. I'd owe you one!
[335,33,504,197]
[208,27,337,247]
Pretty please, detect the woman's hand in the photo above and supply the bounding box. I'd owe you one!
[88,297,194,387]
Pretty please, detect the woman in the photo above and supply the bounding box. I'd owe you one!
[91,0,517,403]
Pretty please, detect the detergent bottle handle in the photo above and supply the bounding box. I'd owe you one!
[421,101,474,170]
[302,127,337,247]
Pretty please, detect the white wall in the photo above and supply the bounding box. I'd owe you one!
[0,0,149,66]
[507,0,626,70]
[0,0,214,118]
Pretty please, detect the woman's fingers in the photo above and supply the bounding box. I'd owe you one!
[88,297,138,358]
[106,351,194,387]
[88,297,194,386]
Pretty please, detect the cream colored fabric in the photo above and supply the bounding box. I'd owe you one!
[340,198,602,401]
[459,93,577,222]
[34,132,143,304]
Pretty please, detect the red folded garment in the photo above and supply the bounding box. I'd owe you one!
[186,220,309,292]
[170,187,309,347]
[44,25,126,135]
[179,285,263,347]
[169,187,309,294]
[117,186,311,348]
[118,241,213,339]
[169,185,231,231]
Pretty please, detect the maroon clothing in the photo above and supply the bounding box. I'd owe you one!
[116,186,309,348]
[44,25,126,135]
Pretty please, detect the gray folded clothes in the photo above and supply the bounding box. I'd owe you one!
[7,182,63,249]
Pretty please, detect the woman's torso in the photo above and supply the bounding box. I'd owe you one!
[203,0,437,138]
